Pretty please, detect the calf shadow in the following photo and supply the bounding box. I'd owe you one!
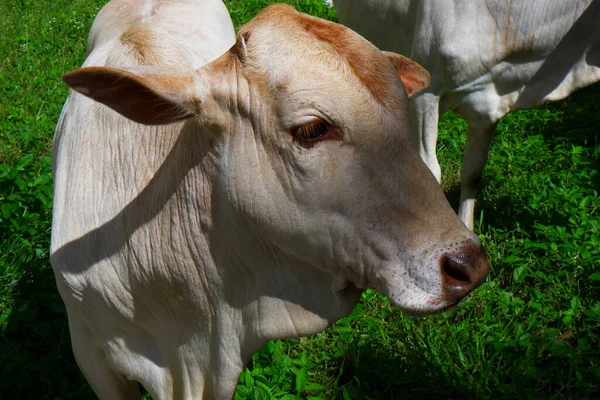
[335,339,479,400]
[0,261,94,399]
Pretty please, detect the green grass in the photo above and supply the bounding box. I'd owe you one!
[1,0,599,399]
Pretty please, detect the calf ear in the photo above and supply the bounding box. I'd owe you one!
[383,52,430,97]
[62,66,200,125]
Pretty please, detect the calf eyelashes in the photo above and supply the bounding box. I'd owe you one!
[290,119,342,148]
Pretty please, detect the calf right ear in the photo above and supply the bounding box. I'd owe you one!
[62,66,201,125]
[383,52,431,97]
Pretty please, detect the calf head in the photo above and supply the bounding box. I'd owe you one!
[63,4,487,322]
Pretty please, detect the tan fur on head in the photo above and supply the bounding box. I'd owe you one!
[239,4,429,105]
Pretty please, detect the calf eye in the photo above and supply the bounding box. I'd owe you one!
[291,119,341,148]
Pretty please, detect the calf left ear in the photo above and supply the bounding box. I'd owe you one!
[62,66,200,125]
[383,52,430,97]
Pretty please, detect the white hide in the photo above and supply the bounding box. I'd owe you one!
[51,1,487,399]
[333,0,600,229]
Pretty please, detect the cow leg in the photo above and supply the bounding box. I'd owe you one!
[411,92,442,182]
[69,320,141,400]
[458,122,497,230]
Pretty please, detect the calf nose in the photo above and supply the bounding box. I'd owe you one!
[440,243,489,305]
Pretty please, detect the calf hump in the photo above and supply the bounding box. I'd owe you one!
[116,24,191,68]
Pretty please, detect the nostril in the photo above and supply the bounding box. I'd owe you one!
[443,256,471,284]
[440,244,489,306]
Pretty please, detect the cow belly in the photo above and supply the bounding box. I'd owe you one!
[541,64,600,104]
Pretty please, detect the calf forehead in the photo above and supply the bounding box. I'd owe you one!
[239,4,404,107]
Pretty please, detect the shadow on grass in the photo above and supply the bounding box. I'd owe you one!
[444,184,462,215]
[539,83,600,148]
[461,82,600,231]
[537,82,600,192]
[0,262,93,400]
[444,183,542,233]
[335,339,479,399]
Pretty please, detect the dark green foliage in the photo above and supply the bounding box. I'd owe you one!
[0,0,104,398]
[1,0,599,399]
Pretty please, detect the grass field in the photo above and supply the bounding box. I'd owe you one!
[1,0,599,398]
